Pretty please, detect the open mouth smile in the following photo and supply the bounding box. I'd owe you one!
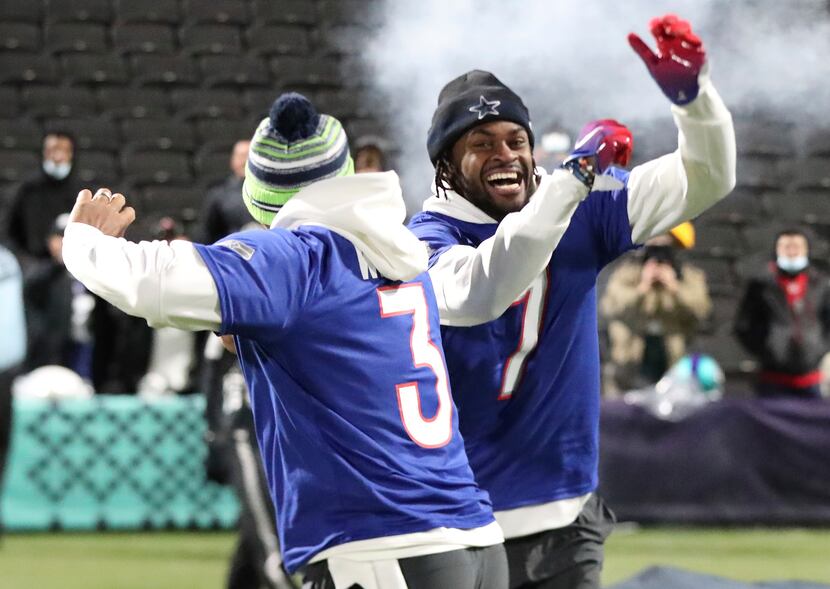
[484,169,524,196]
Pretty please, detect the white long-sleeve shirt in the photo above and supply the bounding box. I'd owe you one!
[423,79,736,327]
[62,172,429,331]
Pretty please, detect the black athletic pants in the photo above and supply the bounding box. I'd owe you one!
[302,543,508,589]
[505,494,616,589]
[227,409,297,589]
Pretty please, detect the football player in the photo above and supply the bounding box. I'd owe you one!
[408,14,736,589]
[62,93,525,589]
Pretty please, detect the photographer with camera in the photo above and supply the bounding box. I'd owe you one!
[601,222,712,396]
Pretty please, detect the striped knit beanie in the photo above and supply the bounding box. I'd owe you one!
[243,92,354,225]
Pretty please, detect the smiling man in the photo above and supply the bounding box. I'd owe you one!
[409,14,736,589]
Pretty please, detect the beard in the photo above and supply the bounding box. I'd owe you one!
[454,160,538,222]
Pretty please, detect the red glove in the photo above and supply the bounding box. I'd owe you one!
[576,119,634,170]
[628,14,706,105]
[561,119,632,189]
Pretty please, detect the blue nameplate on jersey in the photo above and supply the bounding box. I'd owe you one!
[217,239,255,261]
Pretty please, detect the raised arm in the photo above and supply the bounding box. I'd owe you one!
[626,14,737,243]
[428,129,627,327]
[62,189,222,331]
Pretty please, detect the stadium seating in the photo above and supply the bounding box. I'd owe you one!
[140,184,204,216]
[44,118,119,151]
[0,118,44,149]
[804,127,830,157]
[192,148,233,188]
[96,87,170,118]
[44,23,108,53]
[179,24,243,56]
[120,119,195,152]
[182,0,248,26]
[21,85,96,118]
[703,187,769,225]
[246,25,311,56]
[130,54,198,85]
[200,55,269,87]
[61,54,129,84]
[768,189,830,226]
[0,52,58,83]
[251,0,316,25]
[0,22,41,51]
[269,55,341,88]
[320,0,385,26]
[112,24,176,55]
[121,150,192,186]
[734,118,795,157]
[0,149,39,182]
[171,88,244,120]
[113,0,180,25]
[45,0,113,24]
[0,0,42,23]
[195,119,256,153]
[791,157,830,191]
[0,86,18,116]
[694,222,746,258]
[73,149,119,184]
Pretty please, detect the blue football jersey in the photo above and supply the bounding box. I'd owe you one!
[194,226,494,573]
[408,168,634,513]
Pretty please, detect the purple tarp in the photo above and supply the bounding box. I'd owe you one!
[598,397,830,524]
[608,567,830,589]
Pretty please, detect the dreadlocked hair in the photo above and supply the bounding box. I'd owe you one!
[434,152,464,200]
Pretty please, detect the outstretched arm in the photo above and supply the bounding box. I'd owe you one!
[62,188,222,331]
[626,14,737,243]
[427,131,627,327]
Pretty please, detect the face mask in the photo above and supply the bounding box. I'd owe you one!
[43,160,72,180]
[777,255,809,274]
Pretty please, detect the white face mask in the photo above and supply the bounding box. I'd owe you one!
[43,160,72,180]
[777,255,809,274]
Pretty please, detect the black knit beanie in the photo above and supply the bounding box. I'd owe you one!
[427,69,534,165]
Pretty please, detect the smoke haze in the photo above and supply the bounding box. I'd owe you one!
[364,0,830,213]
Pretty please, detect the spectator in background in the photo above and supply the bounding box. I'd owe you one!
[197,140,252,245]
[353,135,390,173]
[22,213,95,377]
[137,217,198,397]
[532,128,571,172]
[1,132,79,271]
[90,298,152,394]
[734,228,830,398]
[600,222,712,395]
[0,243,26,536]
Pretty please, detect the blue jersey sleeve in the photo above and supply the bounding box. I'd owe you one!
[193,229,315,338]
[408,212,469,267]
[583,166,636,268]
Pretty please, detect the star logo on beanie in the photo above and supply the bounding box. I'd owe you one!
[468,95,501,120]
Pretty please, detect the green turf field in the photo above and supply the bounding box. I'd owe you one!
[0,527,827,588]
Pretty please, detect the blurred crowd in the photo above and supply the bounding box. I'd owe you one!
[2,129,830,403]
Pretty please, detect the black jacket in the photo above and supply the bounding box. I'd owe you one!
[197,176,250,245]
[734,266,830,375]
[1,171,79,268]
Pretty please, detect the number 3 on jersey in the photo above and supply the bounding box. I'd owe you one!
[499,272,548,400]
[378,283,453,448]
